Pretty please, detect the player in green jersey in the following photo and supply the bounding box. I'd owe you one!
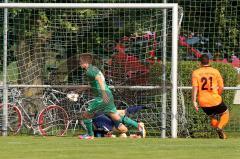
[78,53,129,139]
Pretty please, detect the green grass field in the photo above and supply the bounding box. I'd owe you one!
[0,136,240,159]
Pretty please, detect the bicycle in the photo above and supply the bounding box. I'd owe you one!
[0,88,69,136]
[39,88,92,135]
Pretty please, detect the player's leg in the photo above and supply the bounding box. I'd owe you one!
[106,103,129,135]
[90,94,131,136]
[79,119,94,139]
[218,110,229,129]
[108,112,128,133]
[215,110,229,139]
[102,95,129,134]
[80,96,126,139]
[121,115,146,138]
[79,98,104,139]
[202,105,226,139]
[206,102,229,139]
[125,105,146,116]
[92,115,116,137]
[209,115,219,128]
[215,102,229,139]
[108,112,128,138]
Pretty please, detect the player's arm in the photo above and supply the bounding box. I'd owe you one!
[217,71,224,95]
[117,105,146,116]
[95,72,109,103]
[192,86,199,112]
[192,72,199,112]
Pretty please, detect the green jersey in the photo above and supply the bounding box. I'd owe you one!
[86,65,112,97]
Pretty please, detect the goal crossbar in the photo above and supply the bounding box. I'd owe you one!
[0,3,178,9]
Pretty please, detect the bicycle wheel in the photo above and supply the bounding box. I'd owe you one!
[38,105,69,136]
[0,103,22,135]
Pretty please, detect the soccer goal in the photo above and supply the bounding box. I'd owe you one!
[0,3,181,138]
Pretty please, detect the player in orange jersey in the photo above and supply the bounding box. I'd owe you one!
[192,54,229,139]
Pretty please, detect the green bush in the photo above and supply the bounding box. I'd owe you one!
[149,61,238,137]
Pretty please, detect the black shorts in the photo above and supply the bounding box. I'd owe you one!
[201,102,228,116]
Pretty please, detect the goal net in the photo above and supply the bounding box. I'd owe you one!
[0,3,185,137]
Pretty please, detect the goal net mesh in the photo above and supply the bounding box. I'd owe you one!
[0,5,188,137]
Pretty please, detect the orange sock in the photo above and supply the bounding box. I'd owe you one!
[210,118,219,128]
[217,111,229,129]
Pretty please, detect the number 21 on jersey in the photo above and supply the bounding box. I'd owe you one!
[201,77,213,90]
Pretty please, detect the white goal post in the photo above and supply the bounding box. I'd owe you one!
[0,3,179,138]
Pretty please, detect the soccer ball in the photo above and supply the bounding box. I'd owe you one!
[119,133,127,138]
[67,92,79,102]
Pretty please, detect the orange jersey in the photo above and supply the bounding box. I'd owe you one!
[192,66,224,107]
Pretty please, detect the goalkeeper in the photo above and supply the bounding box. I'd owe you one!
[78,53,131,139]
[91,105,147,138]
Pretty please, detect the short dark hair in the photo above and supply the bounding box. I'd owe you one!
[200,54,209,65]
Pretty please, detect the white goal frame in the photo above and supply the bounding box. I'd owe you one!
[0,3,179,138]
